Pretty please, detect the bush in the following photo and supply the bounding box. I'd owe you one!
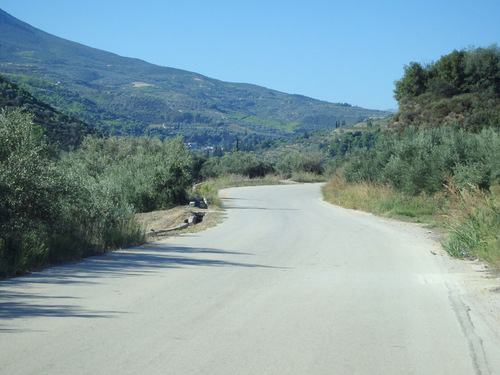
[275,150,325,178]
[394,46,500,102]
[0,109,67,275]
[62,136,197,212]
[0,109,144,277]
[341,126,500,195]
[392,46,500,132]
[200,151,274,179]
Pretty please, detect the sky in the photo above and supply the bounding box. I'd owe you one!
[1,0,499,110]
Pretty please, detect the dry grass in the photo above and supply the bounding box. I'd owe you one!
[289,171,328,183]
[322,174,500,268]
[321,174,442,222]
[135,174,285,243]
[135,205,225,242]
[443,182,500,267]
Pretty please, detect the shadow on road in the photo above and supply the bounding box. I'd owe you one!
[0,243,277,328]
[0,290,120,328]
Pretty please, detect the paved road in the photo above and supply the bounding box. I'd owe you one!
[1,184,499,374]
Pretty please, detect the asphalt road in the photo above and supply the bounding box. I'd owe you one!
[1,183,499,374]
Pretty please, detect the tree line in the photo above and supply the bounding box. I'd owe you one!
[394,45,499,101]
[392,45,500,132]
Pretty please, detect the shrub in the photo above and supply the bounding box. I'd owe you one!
[62,136,197,212]
[201,151,274,179]
[0,109,68,275]
[0,109,145,277]
[275,150,325,178]
[340,126,500,196]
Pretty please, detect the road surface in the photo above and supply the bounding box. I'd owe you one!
[1,183,499,374]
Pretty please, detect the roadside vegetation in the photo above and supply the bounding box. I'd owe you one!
[0,108,326,277]
[1,45,499,277]
[322,175,447,225]
[323,45,500,268]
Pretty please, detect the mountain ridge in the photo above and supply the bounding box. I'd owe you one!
[0,8,390,146]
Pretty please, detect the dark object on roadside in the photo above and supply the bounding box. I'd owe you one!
[189,199,208,209]
[185,211,205,225]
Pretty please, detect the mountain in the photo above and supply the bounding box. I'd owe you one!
[0,9,390,146]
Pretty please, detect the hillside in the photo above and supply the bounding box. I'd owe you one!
[0,74,96,148]
[0,9,390,146]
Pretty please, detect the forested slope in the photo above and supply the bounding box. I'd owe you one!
[0,74,96,148]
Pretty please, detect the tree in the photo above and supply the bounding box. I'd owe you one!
[427,49,467,97]
[464,45,500,95]
[394,62,428,101]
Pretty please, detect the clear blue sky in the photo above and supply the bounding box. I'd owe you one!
[1,0,499,110]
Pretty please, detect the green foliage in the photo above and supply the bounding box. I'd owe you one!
[275,150,325,178]
[328,129,381,157]
[0,109,144,278]
[339,126,500,196]
[394,46,500,101]
[0,74,96,148]
[0,111,206,277]
[427,50,468,97]
[392,46,500,132]
[464,46,500,95]
[0,109,61,275]
[62,136,197,212]
[200,151,274,179]
[394,62,428,101]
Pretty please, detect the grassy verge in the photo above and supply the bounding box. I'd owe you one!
[443,183,500,266]
[322,175,500,269]
[289,171,328,183]
[322,175,447,225]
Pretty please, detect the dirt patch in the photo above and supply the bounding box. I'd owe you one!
[135,205,225,242]
[131,81,154,87]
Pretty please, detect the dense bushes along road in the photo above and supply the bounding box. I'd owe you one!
[3,108,500,277]
[0,109,325,277]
